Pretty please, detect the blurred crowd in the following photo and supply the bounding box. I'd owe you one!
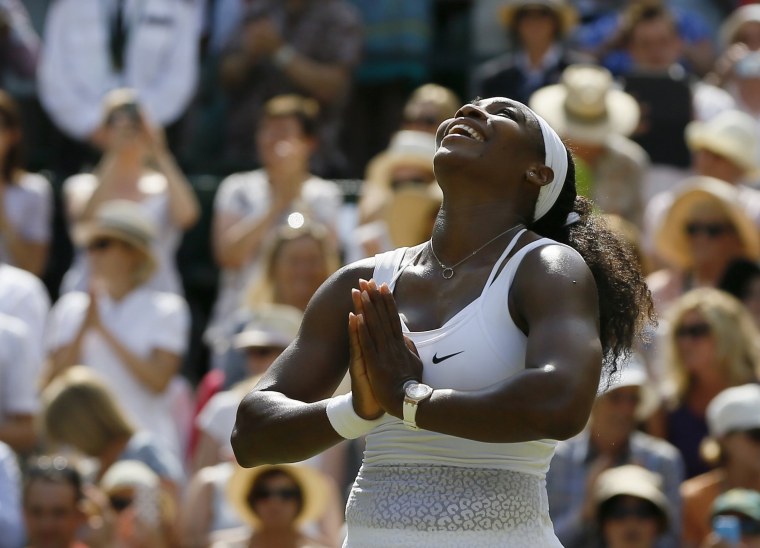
[4,0,760,546]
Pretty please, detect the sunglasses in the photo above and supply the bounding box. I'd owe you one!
[86,238,118,252]
[675,322,711,339]
[251,487,300,502]
[685,222,734,238]
[109,495,133,512]
[605,502,661,521]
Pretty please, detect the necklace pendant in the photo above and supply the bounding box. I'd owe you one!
[442,267,455,279]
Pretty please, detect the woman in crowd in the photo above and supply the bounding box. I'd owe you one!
[41,366,184,492]
[0,90,52,276]
[61,88,200,295]
[647,177,760,314]
[43,200,191,460]
[232,96,653,544]
[648,288,760,479]
[213,463,333,548]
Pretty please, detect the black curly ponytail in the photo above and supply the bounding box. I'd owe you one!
[530,149,656,378]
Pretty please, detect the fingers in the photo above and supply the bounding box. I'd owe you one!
[378,282,403,339]
[355,310,377,357]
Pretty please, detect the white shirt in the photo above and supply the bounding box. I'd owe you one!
[0,441,23,548]
[208,169,342,345]
[196,389,241,460]
[37,0,201,139]
[0,263,51,380]
[0,313,38,423]
[60,173,183,295]
[45,286,190,458]
[0,173,53,265]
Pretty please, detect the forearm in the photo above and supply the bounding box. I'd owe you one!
[154,151,200,229]
[80,159,119,221]
[215,210,280,268]
[277,50,348,103]
[231,390,343,467]
[0,218,45,274]
[97,327,173,393]
[414,368,595,443]
[44,328,88,386]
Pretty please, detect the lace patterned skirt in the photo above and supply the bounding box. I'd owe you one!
[343,464,562,547]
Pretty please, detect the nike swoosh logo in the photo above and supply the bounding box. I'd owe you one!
[431,351,464,364]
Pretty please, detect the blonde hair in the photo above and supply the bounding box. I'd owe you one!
[662,288,760,405]
[41,366,135,457]
[244,222,340,310]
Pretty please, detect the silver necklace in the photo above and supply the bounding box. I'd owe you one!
[428,224,523,279]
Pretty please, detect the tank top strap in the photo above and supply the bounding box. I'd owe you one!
[479,228,529,299]
[372,247,409,287]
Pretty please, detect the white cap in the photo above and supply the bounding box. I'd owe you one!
[707,384,760,437]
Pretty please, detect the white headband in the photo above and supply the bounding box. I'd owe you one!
[531,111,568,222]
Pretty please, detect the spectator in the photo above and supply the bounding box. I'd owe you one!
[60,88,200,296]
[40,366,184,492]
[647,177,760,314]
[718,258,760,328]
[616,2,734,200]
[0,311,37,453]
[725,50,760,137]
[0,440,22,548]
[400,83,461,137]
[593,465,671,548]
[0,0,39,85]
[37,0,201,144]
[707,4,760,88]
[471,0,587,105]
[213,463,333,548]
[0,90,53,276]
[22,455,98,548]
[703,488,760,548]
[643,109,760,256]
[339,0,435,178]
[208,95,342,365]
[99,460,176,548]
[201,0,362,175]
[44,201,191,459]
[648,288,760,480]
[350,129,440,262]
[681,384,760,546]
[192,304,302,472]
[547,356,683,547]
[529,63,649,227]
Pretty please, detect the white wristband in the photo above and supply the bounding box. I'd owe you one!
[326,392,385,439]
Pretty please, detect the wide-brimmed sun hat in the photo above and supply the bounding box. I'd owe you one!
[75,200,158,280]
[499,0,578,35]
[686,109,760,177]
[364,130,436,190]
[529,64,640,145]
[383,183,442,248]
[654,177,760,270]
[720,4,760,47]
[233,304,303,350]
[594,465,670,528]
[227,463,330,528]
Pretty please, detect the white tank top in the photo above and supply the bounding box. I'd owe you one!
[363,230,564,477]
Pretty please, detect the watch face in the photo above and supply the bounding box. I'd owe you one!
[406,383,433,400]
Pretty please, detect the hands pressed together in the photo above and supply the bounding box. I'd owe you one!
[348,279,423,420]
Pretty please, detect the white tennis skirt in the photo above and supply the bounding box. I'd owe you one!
[342,464,563,547]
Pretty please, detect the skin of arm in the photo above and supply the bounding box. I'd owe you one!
[231,260,375,467]
[213,207,284,270]
[0,184,47,275]
[177,469,216,548]
[356,244,604,443]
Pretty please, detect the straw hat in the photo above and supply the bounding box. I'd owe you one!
[654,177,760,270]
[594,465,670,528]
[686,110,760,177]
[383,183,442,248]
[720,4,760,47]
[529,64,640,145]
[74,200,158,279]
[227,463,330,528]
[499,0,578,35]
[365,130,436,190]
[233,304,303,350]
